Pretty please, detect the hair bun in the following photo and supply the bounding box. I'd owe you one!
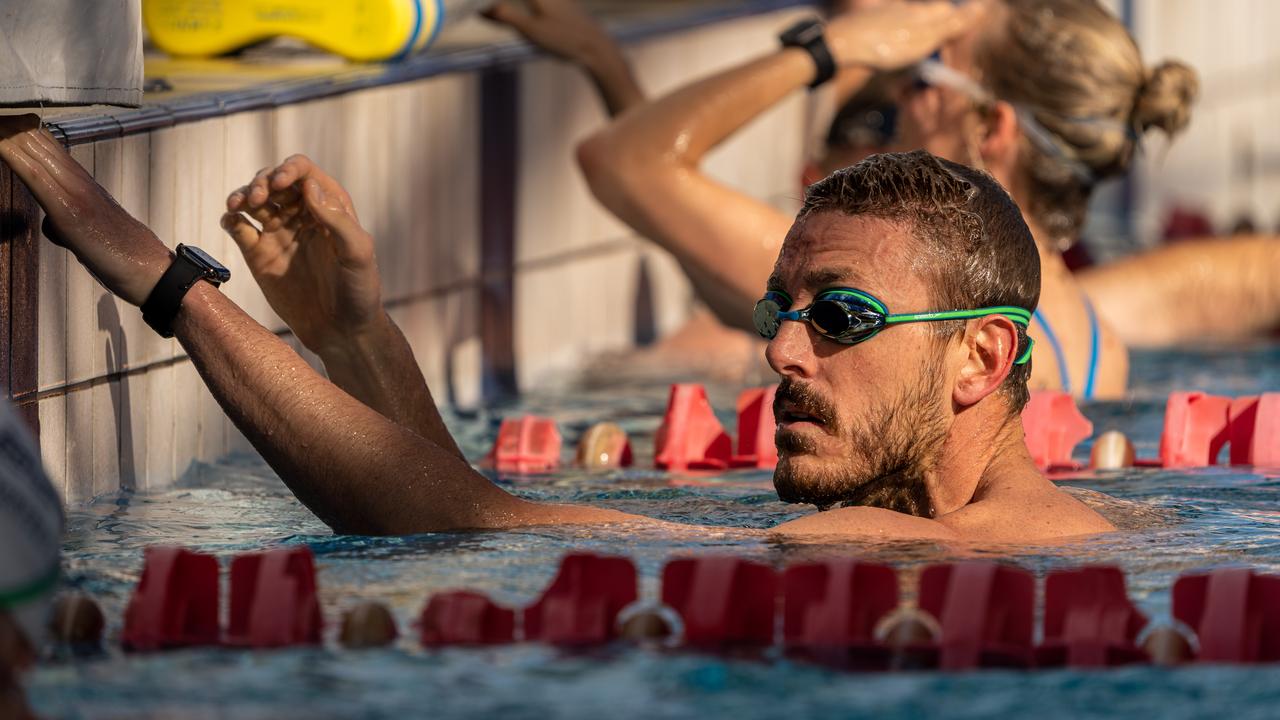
[1133,60,1199,136]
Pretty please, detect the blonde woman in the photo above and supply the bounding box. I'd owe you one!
[579,0,1279,399]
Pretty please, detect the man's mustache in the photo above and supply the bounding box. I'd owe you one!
[774,378,839,429]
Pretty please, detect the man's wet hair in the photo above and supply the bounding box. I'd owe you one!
[799,150,1040,412]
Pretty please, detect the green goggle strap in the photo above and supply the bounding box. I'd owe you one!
[0,563,60,611]
[769,289,1036,365]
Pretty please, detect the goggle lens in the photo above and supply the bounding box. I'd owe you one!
[809,299,855,337]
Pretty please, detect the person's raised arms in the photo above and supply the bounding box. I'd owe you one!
[222,155,463,458]
[1076,235,1280,347]
[0,116,634,535]
[484,0,644,116]
[577,1,984,330]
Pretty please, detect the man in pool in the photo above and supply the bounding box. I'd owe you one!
[0,115,1112,541]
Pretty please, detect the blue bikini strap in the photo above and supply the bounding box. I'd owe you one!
[1032,308,1072,394]
[1032,302,1102,399]
[1083,298,1100,400]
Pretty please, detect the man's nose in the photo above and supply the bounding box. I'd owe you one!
[765,317,817,379]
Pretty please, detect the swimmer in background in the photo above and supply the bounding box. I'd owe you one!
[0,108,1112,540]
[487,0,905,386]
[576,0,1280,400]
[0,401,64,720]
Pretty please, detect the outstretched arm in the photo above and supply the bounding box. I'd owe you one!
[1076,235,1280,347]
[576,2,984,330]
[485,0,644,116]
[223,156,462,457]
[0,118,633,535]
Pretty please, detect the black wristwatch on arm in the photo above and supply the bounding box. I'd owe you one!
[141,244,231,338]
[780,18,837,89]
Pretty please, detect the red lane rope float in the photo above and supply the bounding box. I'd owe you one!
[121,547,220,652]
[1022,391,1094,472]
[782,560,898,670]
[523,554,638,645]
[419,591,515,646]
[117,548,1280,670]
[493,387,1279,476]
[731,387,778,470]
[225,547,323,648]
[1229,394,1280,467]
[487,416,562,474]
[654,384,733,471]
[918,562,1035,670]
[1037,566,1149,668]
[1024,390,1280,473]
[661,557,777,649]
[1159,392,1233,468]
[1173,568,1280,663]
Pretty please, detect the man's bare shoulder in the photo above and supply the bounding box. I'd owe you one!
[938,477,1117,542]
[769,478,1116,543]
[771,506,960,540]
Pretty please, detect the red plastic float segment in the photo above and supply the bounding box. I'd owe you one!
[1159,392,1232,468]
[524,553,638,645]
[488,416,562,473]
[917,562,1035,670]
[1172,568,1280,663]
[1021,391,1093,471]
[1038,566,1148,667]
[731,386,778,469]
[121,547,220,652]
[420,591,516,646]
[654,384,732,471]
[662,557,778,648]
[1229,394,1280,467]
[782,560,898,663]
[225,547,323,648]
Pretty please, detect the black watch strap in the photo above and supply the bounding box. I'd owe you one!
[780,19,837,89]
[141,245,222,338]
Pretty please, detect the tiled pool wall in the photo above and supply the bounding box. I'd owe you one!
[1,7,812,505]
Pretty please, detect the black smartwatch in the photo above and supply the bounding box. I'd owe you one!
[780,18,837,89]
[141,244,231,338]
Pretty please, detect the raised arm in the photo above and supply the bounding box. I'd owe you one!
[0,117,634,535]
[576,2,983,330]
[485,0,644,116]
[223,155,462,458]
[1076,235,1280,347]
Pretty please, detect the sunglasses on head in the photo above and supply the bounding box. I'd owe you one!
[753,287,1034,365]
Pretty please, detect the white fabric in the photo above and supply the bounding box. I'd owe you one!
[0,401,62,651]
[0,0,143,107]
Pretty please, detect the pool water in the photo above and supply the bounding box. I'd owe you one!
[29,343,1280,719]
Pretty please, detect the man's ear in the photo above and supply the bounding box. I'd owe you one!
[953,315,1020,407]
[977,100,1021,181]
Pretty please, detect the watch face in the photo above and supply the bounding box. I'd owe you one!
[783,19,823,46]
[179,244,232,283]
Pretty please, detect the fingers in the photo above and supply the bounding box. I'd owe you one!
[301,178,375,266]
[0,113,41,143]
[482,0,534,29]
[220,212,262,253]
[245,166,275,209]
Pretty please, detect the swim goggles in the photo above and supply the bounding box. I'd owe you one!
[910,58,1133,186]
[752,287,1034,364]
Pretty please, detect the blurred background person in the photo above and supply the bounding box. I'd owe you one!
[0,400,64,720]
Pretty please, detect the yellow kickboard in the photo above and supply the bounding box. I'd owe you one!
[144,0,441,62]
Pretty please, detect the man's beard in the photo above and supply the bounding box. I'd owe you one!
[771,361,949,518]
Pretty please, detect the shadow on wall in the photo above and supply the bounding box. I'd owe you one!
[98,294,136,491]
[633,254,656,347]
